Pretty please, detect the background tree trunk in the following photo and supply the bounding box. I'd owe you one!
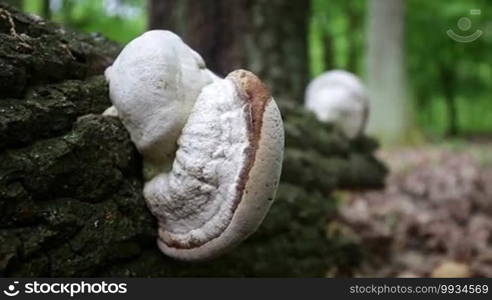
[147,0,180,31]
[41,0,50,20]
[148,0,310,105]
[346,2,362,74]
[440,66,459,136]
[322,32,335,71]
[366,0,409,143]
[0,3,387,277]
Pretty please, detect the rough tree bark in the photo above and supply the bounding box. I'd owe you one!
[0,3,387,277]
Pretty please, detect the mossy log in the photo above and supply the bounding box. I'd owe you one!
[0,3,387,277]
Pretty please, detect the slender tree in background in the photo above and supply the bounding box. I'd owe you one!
[439,65,458,136]
[366,0,409,143]
[321,29,335,71]
[42,0,50,20]
[345,1,364,74]
[310,0,367,78]
[147,0,310,105]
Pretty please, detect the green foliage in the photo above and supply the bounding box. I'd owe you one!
[309,0,366,77]
[310,0,492,137]
[407,0,492,135]
[23,0,146,44]
[23,0,41,13]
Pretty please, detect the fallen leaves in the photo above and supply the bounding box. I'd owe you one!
[336,143,492,277]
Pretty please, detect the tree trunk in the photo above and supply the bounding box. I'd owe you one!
[42,0,50,20]
[440,67,459,136]
[322,30,335,71]
[366,0,409,143]
[346,3,361,74]
[147,0,180,31]
[148,0,310,105]
[0,3,387,277]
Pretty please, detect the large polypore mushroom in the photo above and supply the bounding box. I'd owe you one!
[105,30,284,261]
[305,70,369,139]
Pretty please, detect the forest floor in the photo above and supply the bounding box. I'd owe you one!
[336,141,492,277]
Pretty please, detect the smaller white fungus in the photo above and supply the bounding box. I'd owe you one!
[305,70,369,139]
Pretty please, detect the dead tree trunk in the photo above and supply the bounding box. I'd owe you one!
[0,3,386,277]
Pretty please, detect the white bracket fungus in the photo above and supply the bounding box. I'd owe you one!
[305,70,369,139]
[105,30,284,261]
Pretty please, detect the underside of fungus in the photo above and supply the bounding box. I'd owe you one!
[105,30,284,261]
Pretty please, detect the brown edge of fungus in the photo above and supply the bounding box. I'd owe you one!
[162,69,273,249]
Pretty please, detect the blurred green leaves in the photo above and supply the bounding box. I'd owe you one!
[310,0,492,136]
[23,0,146,44]
[407,0,492,135]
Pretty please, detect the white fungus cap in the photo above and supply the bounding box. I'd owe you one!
[305,70,369,139]
[105,30,214,168]
[144,70,284,260]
